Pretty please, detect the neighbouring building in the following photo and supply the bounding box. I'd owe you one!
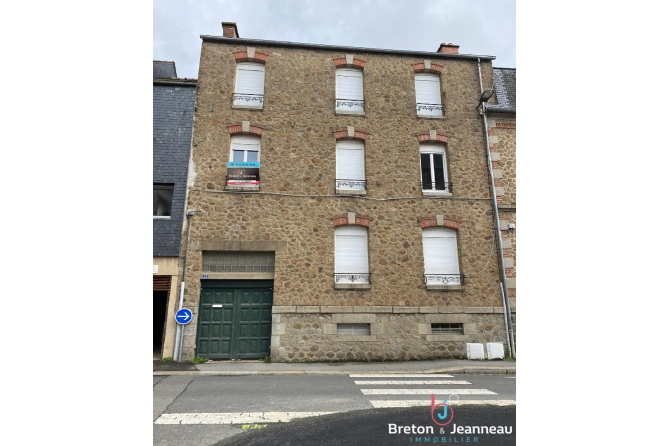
[486,67,516,337]
[153,61,197,359]
[179,22,513,362]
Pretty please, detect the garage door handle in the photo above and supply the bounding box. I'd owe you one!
[212,304,222,308]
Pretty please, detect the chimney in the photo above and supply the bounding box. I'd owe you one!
[437,43,459,54]
[222,22,239,38]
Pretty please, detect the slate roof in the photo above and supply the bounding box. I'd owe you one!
[154,60,177,79]
[488,67,516,113]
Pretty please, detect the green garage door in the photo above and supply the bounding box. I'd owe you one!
[196,280,273,359]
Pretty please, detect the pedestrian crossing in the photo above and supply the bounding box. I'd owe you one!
[349,373,515,408]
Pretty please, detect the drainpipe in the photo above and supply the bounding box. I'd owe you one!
[477,58,515,359]
[173,210,195,362]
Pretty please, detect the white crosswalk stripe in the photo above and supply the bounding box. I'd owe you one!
[155,412,337,425]
[354,380,470,385]
[348,373,501,408]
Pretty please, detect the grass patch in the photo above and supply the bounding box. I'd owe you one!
[188,356,209,364]
[160,357,173,362]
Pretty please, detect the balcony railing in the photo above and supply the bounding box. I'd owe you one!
[424,274,465,285]
[335,179,366,190]
[421,181,453,192]
[416,103,444,114]
[334,273,371,284]
[335,98,365,110]
[233,93,264,105]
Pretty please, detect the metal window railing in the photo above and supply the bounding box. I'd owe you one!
[334,273,371,283]
[233,93,264,105]
[416,103,444,113]
[421,181,453,192]
[424,274,465,285]
[335,179,366,190]
[335,98,365,109]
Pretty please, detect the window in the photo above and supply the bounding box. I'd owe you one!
[337,323,371,335]
[335,68,364,113]
[336,140,365,191]
[431,323,463,334]
[230,135,261,163]
[334,225,370,283]
[233,62,265,107]
[414,73,443,116]
[153,184,174,217]
[420,144,449,192]
[422,227,461,285]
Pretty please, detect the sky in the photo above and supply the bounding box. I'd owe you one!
[153,0,515,79]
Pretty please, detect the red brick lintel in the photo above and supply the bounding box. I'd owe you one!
[418,216,461,230]
[332,214,372,228]
[333,56,366,69]
[233,51,268,64]
[333,128,369,141]
[416,132,449,144]
[228,123,264,136]
[411,61,443,74]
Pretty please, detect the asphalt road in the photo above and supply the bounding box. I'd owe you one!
[153,374,515,446]
[215,406,516,446]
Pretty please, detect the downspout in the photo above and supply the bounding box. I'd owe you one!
[477,58,515,359]
[173,210,194,362]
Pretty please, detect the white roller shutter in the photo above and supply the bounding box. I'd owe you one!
[336,68,364,112]
[234,62,265,106]
[336,140,365,190]
[230,135,261,161]
[334,226,369,282]
[414,73,442,116]
[422,228,460,284]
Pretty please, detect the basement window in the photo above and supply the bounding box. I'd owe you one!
[337,323,371,335]
[431,323,463,334]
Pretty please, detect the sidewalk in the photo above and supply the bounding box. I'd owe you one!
[153,358,515,375]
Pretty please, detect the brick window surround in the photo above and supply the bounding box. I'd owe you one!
[333,55,366,70]
[228,121,264,137]
[416,131,449,144]
[332,212,372,228]
[411,61,444,75]
[333,127,369,142]
[233,48,268,64]
[418,215,461,229]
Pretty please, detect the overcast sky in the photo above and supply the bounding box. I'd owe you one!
[154,0,515,79]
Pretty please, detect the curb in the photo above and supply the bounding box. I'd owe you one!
[153,368,515,376]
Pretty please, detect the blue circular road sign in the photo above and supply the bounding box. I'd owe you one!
[175,308,193,325]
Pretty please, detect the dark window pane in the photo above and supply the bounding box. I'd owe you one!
[153,185,174,216]
[232,150,244,162]
[246,151,259,162]
[420,153,432,189]
[433,154,446,190]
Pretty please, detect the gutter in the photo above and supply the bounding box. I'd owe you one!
[153,79,198,86]
[485,106,516,114]
[200,35,496,61]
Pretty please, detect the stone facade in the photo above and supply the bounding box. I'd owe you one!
[181,28,510,361]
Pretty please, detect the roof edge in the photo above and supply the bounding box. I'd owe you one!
[485,105,516,114]
[153,78,198,86]
[200,35,496,61]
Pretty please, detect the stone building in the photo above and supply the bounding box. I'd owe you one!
[486,67,516,336]
[153,61,197,359]
[179,22,513,362]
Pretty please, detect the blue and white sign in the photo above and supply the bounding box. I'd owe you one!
[175,308,193,325]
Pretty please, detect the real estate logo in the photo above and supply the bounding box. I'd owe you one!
[430,394,455,426]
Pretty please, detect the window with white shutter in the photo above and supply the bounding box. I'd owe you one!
[334,225,369,283]
[336,140,365,191]
[415,73,443,116]
[420,143,449,192]
[233,62,265,107]
[422,227,461,285]
[336,68,364,113]
[230,135,261,163]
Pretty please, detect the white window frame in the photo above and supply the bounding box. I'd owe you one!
[233,62,265,108]
[335,140,366,191]
[335,68,364,114]
[414,73,443,117]
[334,225,370,284]
[422,227,461,286]
[229,135,261,163]
[420,144,449,193]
